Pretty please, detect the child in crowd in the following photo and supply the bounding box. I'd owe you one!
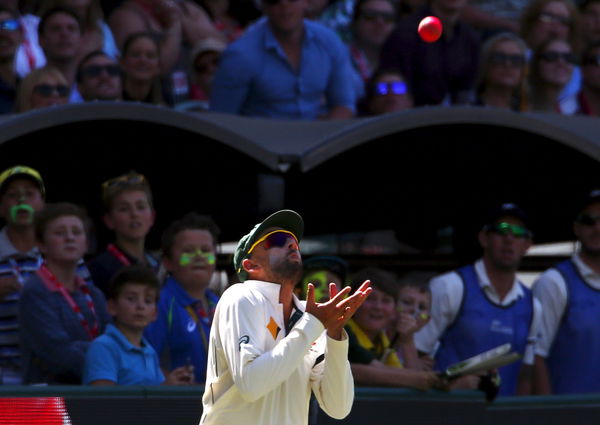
[145,212,220,384]
[83,265,193,385]
[88,171,158,296]
[345,267,441,390]
[19,203,111,384]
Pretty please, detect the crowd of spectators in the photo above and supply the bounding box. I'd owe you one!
[0,0,599,117]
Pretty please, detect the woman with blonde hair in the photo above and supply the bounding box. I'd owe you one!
[120,32,165,105]
[16,66,69,113]
[473,32,529,111]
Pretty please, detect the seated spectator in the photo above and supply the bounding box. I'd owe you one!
[210,0,356,120]
[76,50,122,101]
[472,32,529,110]
[582,0,600,45]
[0,7,22,113]
[37,7,84,102]
[188,37,226,109]
[36,0,118,62]
[520,0,583,101]
[88,172,158,296]
[120,32,165,105]
[362,68,413,115]
[577,40,600,115]
[109,0,221,75]
[414,203,541,396]
[83,265,193,385]
[15,65,69,112]
[379,0,481,106]
[345,267,441,390]
[348,0,397,92]
[20,203,111,384]
[529,38,577,113]
[145,212,220,384]
[297,255,349,301]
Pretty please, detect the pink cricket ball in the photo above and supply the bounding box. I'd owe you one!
[418,16,443,43]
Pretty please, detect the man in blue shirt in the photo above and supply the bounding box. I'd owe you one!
[210,0,356,119]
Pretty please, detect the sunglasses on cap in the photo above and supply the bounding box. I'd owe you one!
[540,51,577,65]
[360,9,396,24]
[489,52,526,67]
[487,222,531,238]
[246,230,298,255]
[33,84,69,98]
[0,19,19,32]
[576,213,600,226]
[82,64,121,78]
[102,172,147,192]
[374,81,407,96]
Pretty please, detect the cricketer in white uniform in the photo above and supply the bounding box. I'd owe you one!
[200,210,371,425]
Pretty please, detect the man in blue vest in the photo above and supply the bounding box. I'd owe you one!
[415,203,541,396]
[533,190,600,394]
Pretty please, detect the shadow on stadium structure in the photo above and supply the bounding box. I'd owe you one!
[0,103,598,265]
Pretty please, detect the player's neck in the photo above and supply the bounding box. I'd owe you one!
[482,257,516,301]
[6,224,36,253]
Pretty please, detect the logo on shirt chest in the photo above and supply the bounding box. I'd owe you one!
[490,320,513,336]
[267,316,281,340]
[187,319,196,332]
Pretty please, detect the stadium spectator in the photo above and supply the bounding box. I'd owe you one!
[145,212,220,384]
[577,40,600,115]
[348,0,397,89]
[0,7,22,113]
[20,203,111,384]
[298,255,349,302]
[15,65,69,112]
[581,0,600,44]
[187,37,226,109]
[414,203,541,396]
[379,0,481,106]
[76,50,122,101]
[460,0,527,35]
[120,32,165,104]
[109,0,220,75]
[210,0,356,119]
[472,32,529,110]
[37,0,118,61]
[533,190,600,394]
[83,265,193,385]
[529,38,577,113]
[345,267,441,390]
[362,68,413,115]
[88,172,157,296]
[200,210,370,424]
[37,7,84,102]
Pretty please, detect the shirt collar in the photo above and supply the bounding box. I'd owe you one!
[573,252,600,278]
[164,276,218,307]
[245,279,304,310]
[105,323,149,352]
[474,258,524,301]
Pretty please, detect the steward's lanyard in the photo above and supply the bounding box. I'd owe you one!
[107,243,131,266]
[39,264,99,340]
[184,297,217,351]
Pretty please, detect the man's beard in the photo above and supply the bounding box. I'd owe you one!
[270,256,303,284]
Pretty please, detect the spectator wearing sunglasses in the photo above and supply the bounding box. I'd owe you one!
[0,7,22,113]
[529,38,577,113]
[472,32,529,111]
[363,68,413,115]
[145,212,221,384]
[15,65,69,112]
[187,37,226,110]
[379,0,481,106]
[38,7,85,103]
[415,203,541,397]
[76,50,122,101]
[200,210,371,425]
[520,0,583,105]
[576,40,600,115]
[210,0,356,120]
[532,190,600,394]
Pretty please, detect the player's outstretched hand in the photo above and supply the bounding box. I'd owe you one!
[306,280,372,340]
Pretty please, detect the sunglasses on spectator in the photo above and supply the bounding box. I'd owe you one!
[489,52,526,67]
[360,9,396,23]
[247,230,298,255]
[540,51,577,65]
[33,84,69,98]
[486,222,531,238]
[262,0,299,6]
[82,64,121,78]
[374,81,407,96]
[584,55,600,66]
[0,19,19,32]
[102,172,147,192]
[538,11,570,26]
[576,213,600,226]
